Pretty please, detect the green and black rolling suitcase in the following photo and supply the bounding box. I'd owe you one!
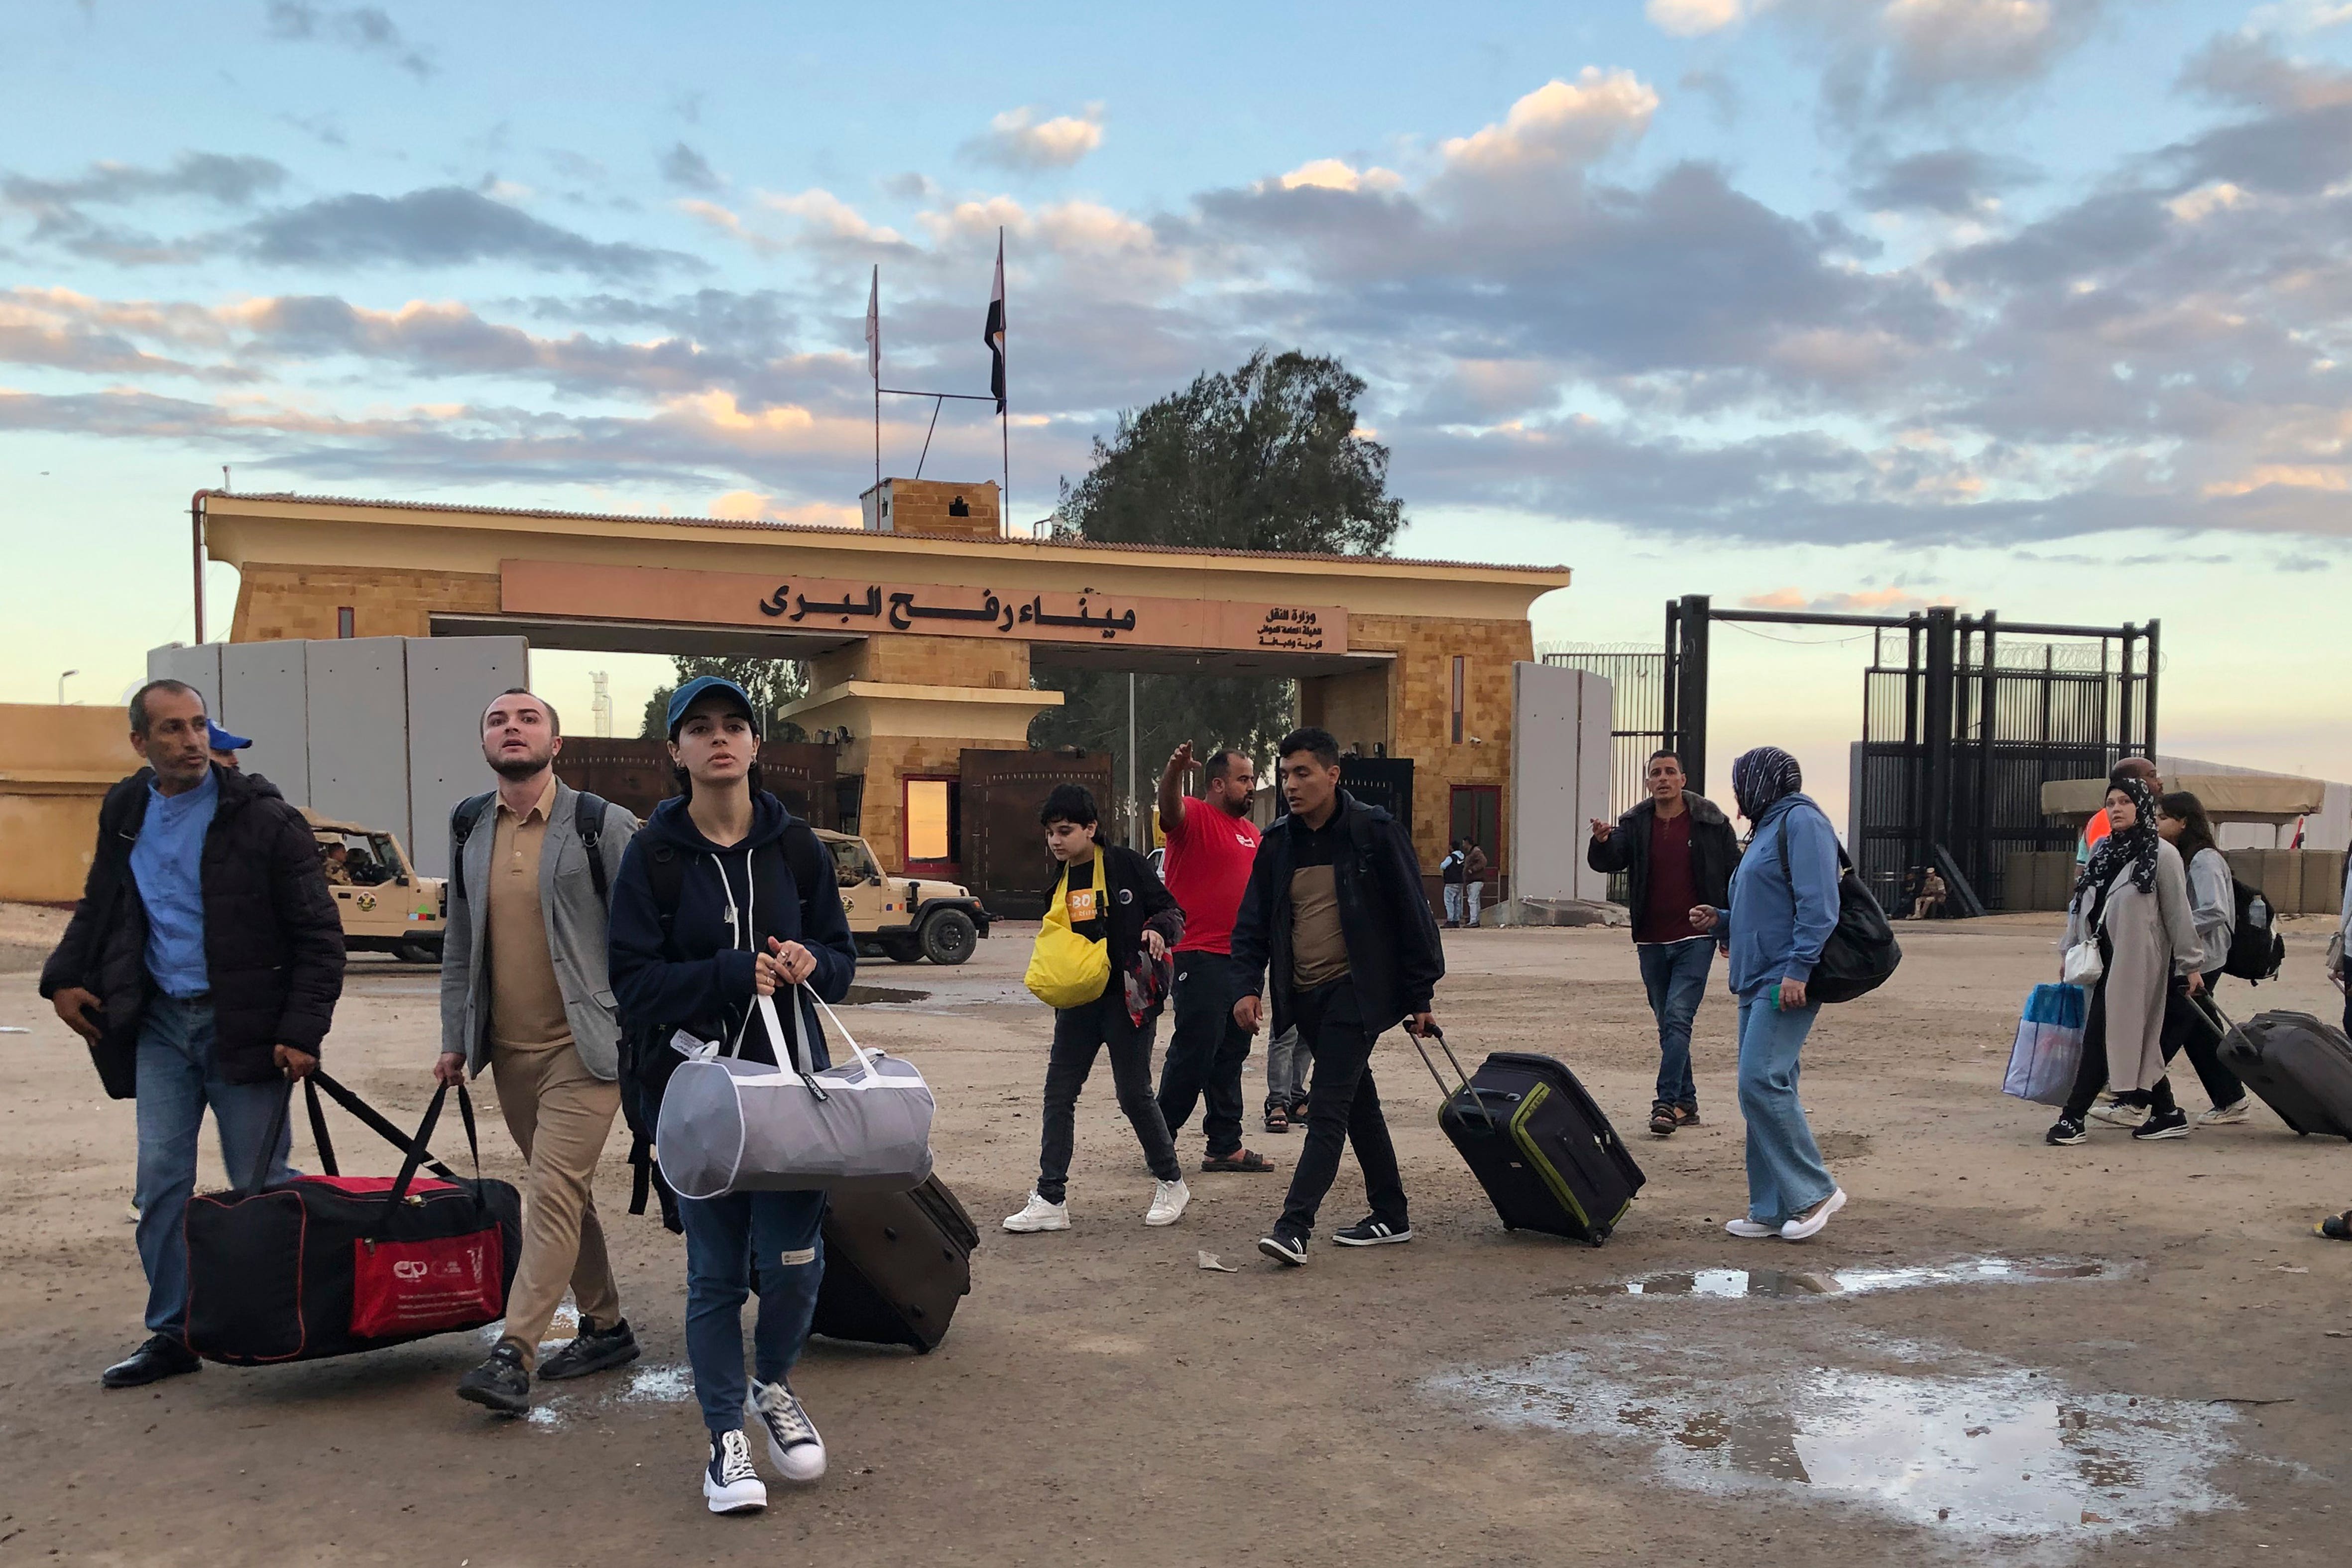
[1414,1031,1644,1245]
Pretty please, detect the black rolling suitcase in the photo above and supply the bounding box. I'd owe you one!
[1413,1030,1645,1245]
[810,1175,980,1352]
[2218,1009,2352,1140]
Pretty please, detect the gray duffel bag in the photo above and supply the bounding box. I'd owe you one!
[656,988,935,1200]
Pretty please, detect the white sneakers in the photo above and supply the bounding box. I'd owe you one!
[2198,1098,2251,1126]
[1002,1193,1070,1232]
[1780,1187,1847,1241]
[748,1380,825,1483]
[1005,1184,1192,1230]
[1724,1218,1777,1239]
[704,1429,767,1515]
[1145,1179,1191,1227]
[2089,1097,2150,1128]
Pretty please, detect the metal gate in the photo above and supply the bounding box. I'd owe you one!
[1651,598,2157,919]
[1855,620,2153,914]
[554,739,836,828]
[958,748,1116,919]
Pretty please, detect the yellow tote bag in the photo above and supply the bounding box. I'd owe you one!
[1024,855,1112,1008]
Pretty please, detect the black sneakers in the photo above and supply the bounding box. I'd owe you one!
[2045,1116,2088,1146]
[1256,1232,1307,1267]
[456,1342,532,1415]
[2132,1107,2191,1141]
[102,1333,201,1389]
[539,1317,641,1381]
[1332,1217,1413,1247]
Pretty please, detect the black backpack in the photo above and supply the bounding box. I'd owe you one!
[1778,826,1901,1004]
[2222,878,2286,983]
[451,789,612,905]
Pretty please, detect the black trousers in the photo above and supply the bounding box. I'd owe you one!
[1037,994,1180,1205]
[1156,953,1253,1159]
[1275,979,1408,1240]
[2156,969,2244,1110]
[2060,973,2178,1122]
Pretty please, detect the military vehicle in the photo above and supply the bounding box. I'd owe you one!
[305,811,447,964]
[818,828,988,965]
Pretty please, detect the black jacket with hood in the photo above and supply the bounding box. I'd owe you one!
[40,763,346,1095]
[606,791,856,1084]
[1228,791,1444,1036]
[1584,792,1741,942]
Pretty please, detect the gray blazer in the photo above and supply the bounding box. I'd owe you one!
[437,777,640,1080]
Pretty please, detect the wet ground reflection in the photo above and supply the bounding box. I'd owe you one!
[1432,1346,2234,1543]
[1549,1256,2124,1300]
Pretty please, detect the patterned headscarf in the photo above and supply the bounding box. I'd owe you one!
[2076,773,2161,899]
[1730,746,1804,821]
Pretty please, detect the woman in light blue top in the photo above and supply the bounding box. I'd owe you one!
[1690,746,1845,1242]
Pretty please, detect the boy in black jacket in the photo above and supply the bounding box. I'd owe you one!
[1230,728,1444,1266]
[1004,784,1191,1234]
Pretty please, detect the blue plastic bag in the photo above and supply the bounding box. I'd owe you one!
[2003,983,2087,1105]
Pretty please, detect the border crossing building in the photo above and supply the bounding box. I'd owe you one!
[182,482,1572,909]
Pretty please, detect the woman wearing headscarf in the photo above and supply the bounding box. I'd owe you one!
[1689,746,1846,1242]
[2046,773,2205,1146]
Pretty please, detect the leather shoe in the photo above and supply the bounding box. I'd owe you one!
[102,1333,201,1389]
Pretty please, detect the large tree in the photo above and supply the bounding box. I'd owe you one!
[641,654,810,741]
[1030,351,1403,830]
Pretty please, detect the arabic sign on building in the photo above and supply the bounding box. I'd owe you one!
[500,561,1349,655]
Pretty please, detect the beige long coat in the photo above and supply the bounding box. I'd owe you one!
[2061,838,2204,1092]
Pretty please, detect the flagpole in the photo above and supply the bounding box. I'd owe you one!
[869,264,882,502]
[998,228,1010,540]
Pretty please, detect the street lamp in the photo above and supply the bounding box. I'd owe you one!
[58,669,78,705]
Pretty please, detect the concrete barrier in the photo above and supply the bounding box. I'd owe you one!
[0,704,140,904]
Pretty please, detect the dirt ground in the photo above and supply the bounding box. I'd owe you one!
[1,909,2347,1567]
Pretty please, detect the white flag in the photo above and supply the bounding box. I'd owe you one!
[865,264,880,379]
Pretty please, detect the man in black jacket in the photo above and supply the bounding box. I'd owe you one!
[40,679,345,1388]
[1586,749,1740,1136]
[1231,728,1443,1266]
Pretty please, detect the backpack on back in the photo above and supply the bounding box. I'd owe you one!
[2222,878,2286,983]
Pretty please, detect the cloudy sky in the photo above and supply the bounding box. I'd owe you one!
[4,0,2348,813]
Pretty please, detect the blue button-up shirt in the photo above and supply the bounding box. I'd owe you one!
[129,767,219,998]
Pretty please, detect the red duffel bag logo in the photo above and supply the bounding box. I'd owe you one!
[352,1230,504,1338]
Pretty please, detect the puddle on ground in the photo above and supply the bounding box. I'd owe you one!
[1432,1346,2236,1544]
[1553,1256,2125,1301]
[518,1365,694,1430]
[844,983,930,1005]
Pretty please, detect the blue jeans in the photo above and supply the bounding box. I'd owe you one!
[134,995,293,1333]
[1735,990,1836,1227]
[679,1189,827,1435]
[1636,939,1714,1108]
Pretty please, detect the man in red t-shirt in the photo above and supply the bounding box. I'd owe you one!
[1153,742,1278,1174]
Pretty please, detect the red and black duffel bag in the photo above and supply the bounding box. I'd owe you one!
[184,1072,522,1365]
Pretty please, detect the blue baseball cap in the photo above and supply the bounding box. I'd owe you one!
[207,721,252,752]
[666,675,762,738]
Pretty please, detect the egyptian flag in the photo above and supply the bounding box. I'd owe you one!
[864,264,880,379]
[983,229,1006,414]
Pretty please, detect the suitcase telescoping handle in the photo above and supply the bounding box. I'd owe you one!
[1406,1023,1503,1135]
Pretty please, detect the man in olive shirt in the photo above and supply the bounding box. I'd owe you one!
[1230,728,1444,1266]
[437,690,641,1415]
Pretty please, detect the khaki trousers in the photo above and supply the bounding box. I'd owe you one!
[488,1039,622,1370]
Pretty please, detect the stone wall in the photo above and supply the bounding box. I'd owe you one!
[1351,612,1532,872]
[231,564,500,642]
[812,633,1030,692]
[0,703,142,902]
[873,478,1001,540]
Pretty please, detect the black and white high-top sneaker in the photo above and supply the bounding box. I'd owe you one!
[747,1379,826,1483]
[704,1429,767,1515]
